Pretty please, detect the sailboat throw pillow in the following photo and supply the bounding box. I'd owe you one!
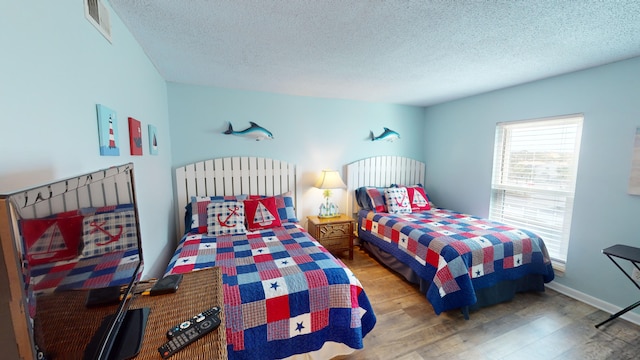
[21,213,84,265]
[244,196,282,231]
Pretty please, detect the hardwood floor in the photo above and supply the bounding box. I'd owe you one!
[335,247,640,360]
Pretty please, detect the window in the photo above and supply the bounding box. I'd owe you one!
[489,115,583,271]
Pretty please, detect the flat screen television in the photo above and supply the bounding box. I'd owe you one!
[0,163,148,359]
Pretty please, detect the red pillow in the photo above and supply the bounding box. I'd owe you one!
[244,196,282,231]
[21,215,84,265]
[404,186,431,211]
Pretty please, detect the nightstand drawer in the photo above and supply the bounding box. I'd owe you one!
[316,222,351,240]
[318,233,350,250]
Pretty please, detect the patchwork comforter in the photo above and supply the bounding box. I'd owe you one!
[165,223,376,360]
[29,248,140,294]
[358,208,554,314]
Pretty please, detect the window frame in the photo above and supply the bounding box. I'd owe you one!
[489,114,583,271]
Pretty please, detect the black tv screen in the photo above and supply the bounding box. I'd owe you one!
[0,163,147,359]
[83,260,148,360]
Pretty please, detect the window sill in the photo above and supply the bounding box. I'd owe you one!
[552,262,565,277]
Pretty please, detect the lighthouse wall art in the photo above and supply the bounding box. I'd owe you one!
[96,104,120,156]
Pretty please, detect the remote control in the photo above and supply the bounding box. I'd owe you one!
[166,306,221,340]
[158,309,221,359]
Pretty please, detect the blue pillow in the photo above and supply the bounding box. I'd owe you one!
[355,187,372,210]
[355,186,388,211]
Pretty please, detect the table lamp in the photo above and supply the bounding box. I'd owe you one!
[315,169,347,218]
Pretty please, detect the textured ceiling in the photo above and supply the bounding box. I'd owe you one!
[109,0,640,106]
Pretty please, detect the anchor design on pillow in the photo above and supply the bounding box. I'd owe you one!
[89,221,123,246]
[217,206,240,227]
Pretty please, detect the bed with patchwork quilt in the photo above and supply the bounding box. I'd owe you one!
[165,222,375,360]
[169,157,376,360]
[358,206,554,315]
[346,156,555,319]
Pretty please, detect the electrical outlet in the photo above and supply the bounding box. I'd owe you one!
[632,267,640,282]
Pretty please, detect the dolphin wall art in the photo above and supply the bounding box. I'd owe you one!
[370,127,400,142]
[224,122,274,141]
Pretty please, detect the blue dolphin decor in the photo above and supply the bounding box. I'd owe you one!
[224,122,274,141]
[370,127,400,142]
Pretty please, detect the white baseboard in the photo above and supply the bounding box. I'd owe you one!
[546,281,640,327]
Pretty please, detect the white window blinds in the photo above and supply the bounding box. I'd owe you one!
[489,115,583,270]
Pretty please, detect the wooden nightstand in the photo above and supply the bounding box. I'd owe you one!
[307,214,354,260]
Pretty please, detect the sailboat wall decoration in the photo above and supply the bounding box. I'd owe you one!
[148,124,158,155]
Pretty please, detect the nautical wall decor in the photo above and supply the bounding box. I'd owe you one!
[128,117,143,156]
[224,122,274,141]
[148,124,159,155]
[96,104,120,156]
[370,127,400,142]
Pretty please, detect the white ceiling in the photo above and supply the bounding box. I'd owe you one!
[109,0,640,107]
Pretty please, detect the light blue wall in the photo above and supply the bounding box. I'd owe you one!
[167,82,425,219]
[424,56,640,316]
[3,1,637,320]
[0,2,175,278]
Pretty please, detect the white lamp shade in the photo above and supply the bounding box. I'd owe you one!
[315,170,347,189]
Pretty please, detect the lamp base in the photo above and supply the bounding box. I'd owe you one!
[318,213,341,219]
[319,200,339,218]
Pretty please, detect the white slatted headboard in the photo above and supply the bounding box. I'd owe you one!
[1,163,139,262]
[345,156,425,216]
[175,157,297,237]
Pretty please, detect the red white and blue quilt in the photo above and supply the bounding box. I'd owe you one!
[165,223,376,360]
[28,248,140,294]
[358,208,554,315]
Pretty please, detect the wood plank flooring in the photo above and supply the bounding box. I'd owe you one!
[334,246,640,360]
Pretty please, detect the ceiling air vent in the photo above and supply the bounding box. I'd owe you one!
[84,0,112,43]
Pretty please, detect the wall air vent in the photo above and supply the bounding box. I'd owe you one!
[84,0,112,43]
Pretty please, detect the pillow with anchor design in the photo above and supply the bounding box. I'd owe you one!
[206,201,246,236]
[81,209,138,258]
[384,187,412,214]
[188,195,248,234]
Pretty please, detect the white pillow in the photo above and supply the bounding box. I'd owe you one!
[384,187,412,214]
